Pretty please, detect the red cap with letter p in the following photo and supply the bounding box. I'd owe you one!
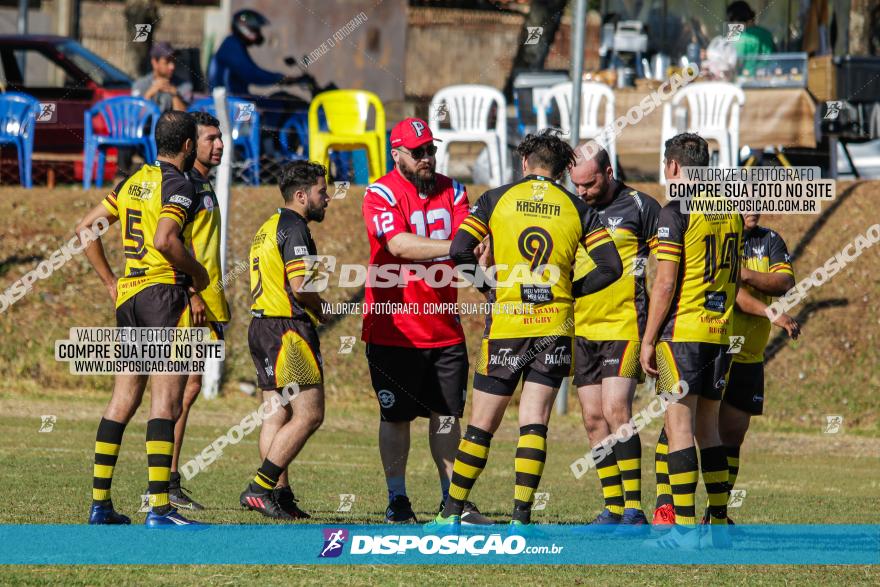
[390,118,441,150]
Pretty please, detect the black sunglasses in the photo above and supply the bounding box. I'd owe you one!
[399,144,437,160]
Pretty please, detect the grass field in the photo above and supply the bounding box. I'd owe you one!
[0,181,878,584]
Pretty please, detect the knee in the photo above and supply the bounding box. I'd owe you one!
[605,404,632,431]
[719,422,747,446]
[581,409,605,434]
[305,410,324,434]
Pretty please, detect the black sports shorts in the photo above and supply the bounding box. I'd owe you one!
[655,341,733,400]
[115,283,191,328]
[365,342,468,422]
[723,360,765,415]
[473,336,571,397]
[573,338,643,386]
[249,316,323,391]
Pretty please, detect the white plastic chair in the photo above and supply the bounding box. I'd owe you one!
[537,81,617,174]
[658,82,745,184]
[429,85,510,186]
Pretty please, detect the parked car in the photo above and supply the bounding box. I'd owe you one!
[0,35,132,154]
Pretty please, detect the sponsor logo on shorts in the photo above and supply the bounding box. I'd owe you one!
[715,377,727,390]
[489,347,518,368]
[752,394,763,403]
[319,528,348,558]
[377,389,395,408]
[169,194,192,207]
[544,346,570,366]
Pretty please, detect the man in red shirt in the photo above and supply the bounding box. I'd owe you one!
[362,118,490,524]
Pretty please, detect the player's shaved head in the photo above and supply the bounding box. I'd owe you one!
[516,129,576,179]
[571,142,615,207]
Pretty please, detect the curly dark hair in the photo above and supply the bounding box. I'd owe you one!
[279,160,327,202]
[155,111,196,157]
[516,129,576,179]
[664,133,710,167]
[190,111,220,131]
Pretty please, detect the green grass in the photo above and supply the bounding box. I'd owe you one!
[0,389,877,583]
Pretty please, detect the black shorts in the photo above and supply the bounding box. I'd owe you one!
[249,317,323,391]
[115,284,191,328]
[207,321,225,341]
[365,343,468,422]
[573,338,643,387]
[723,361,765,415]
[655,341,733,400]
[473,336,571,397]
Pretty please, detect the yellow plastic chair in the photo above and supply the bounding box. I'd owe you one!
[308,90,386,183]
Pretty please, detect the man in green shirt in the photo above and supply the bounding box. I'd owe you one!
[728,1,775,74]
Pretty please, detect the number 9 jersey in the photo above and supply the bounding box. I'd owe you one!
[655,204,744,343]
[361,168,471,348]
[101,161,200,308]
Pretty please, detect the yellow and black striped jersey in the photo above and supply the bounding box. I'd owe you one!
[101,161,199,308]
[733,226,794,363]
[574,185,660,341]
[457,174,613,339]
[656,204,744,344]
[186,168,229,323]
[249,208,317,323]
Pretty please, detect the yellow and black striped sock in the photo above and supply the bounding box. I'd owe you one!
[614,433,642,511]
[701,446,730,524]
[146,418,174,513]
[667,446,699,526]
[253,458,284,492]
[726,445,741,492]
[654,427,673,508]
[593,446,625,516]
[513,424,548,524]
[443,425,492,517]
[92,418,126,505]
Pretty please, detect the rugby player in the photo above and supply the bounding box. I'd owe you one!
[430,130,623,530]
[239,161,329,520]
[652,214,800,524]
[164,111,230,510]
[76,111,209,526]
[362,118,491,524]
[640,133,742,548]
[570,143,660,526]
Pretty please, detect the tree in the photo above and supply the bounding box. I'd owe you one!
[503,0,571,98]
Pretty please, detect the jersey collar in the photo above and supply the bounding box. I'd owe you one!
[524,173,560,184]
[279,207,307,223]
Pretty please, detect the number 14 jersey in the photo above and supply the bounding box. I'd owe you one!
[655,204,744,344]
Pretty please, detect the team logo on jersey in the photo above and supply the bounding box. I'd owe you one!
[752,245,765,258]
[607,217,623,232]
[410,120,426,136]
[319,529,349,558]
[544,346,571,366]
[531,182,548,201]
[203,195,214,211]
[377,389,396,408]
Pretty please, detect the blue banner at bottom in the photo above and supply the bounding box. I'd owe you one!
[1,525,877,565]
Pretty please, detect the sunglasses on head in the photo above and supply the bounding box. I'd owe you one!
[399,143,437,160]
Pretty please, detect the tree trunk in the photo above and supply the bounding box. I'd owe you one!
[124,0,160,77]
[503,0,571,98]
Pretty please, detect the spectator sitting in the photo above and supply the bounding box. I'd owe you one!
[132,42,193,112]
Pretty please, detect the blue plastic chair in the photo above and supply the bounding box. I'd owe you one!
[0,92,39,188]
[83,96,160,189]
[189,96,260,185]
[279,111,369,182]
[279,112,309,160]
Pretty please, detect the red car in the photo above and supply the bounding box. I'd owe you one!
[1,35,133,183]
